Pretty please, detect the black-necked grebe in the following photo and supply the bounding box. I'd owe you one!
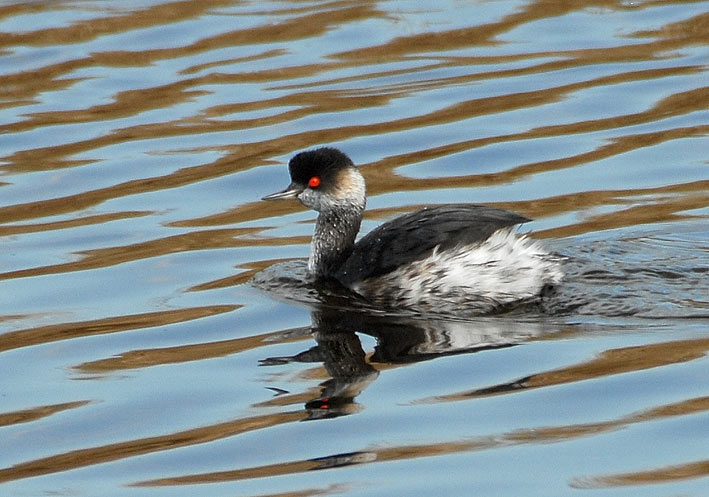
[262,147,563,314]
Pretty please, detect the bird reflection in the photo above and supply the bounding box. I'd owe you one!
[260,306,554,420]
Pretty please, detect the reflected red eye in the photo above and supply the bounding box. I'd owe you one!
[308,176,321,188]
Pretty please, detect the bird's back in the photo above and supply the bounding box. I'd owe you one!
[334,204,530,286]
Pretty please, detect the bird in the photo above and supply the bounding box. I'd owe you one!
[262,147,563,315]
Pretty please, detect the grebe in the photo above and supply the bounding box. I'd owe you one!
[262,147,563,314]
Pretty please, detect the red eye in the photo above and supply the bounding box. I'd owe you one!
[308,176,321,188]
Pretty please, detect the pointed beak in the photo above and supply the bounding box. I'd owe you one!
[261,183,303,201]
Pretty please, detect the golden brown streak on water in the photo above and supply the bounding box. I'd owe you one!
[4,2,701,128]
[0,313,33,323]
[0,153,273,221]
[431,338,709,402]
[0,401,90,427]
[332,0,597,60]
[253,388,331,410]
[0,8,703,231]
[179,48,288,75]
[507,396,709,444]
[169,102,707,229]
[0,60,88,113]
[237,483,347,497]
[133,442,494,486]
[526,338,709,389]
[3,1,704,165]
[0,227,309,281]
[237,3,706,117]
[188,258,296,291]
[534,189,709,238]
[1,71,703,224]
[331,181,707,241]
[1,0,702,123]
[0,2,52,20]
[1,79,211,134]
[506,180,709,225]
[135,394,709,487]
[3,62,702,173]
[345,6,709,59]
[0,3,383,115]
[96,5,385,67]
[76,327,312,373]
[0,43,686,134]
[364,179,709,236]
[0,410,305,484]
[0,305,237,353]
[0,0,236,107]
[0,211,151,236]
[572,459,709,488]
[0,0,236,48]
[279,7,708,91]
[261,484,346,497]
[359,96,708,194]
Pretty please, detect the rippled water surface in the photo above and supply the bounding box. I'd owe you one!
[1,1,708,496]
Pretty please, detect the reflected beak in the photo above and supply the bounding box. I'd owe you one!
[261,183,303,201]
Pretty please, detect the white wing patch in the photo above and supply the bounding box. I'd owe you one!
[352,228,563,314]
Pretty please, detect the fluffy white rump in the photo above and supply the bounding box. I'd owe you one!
[353,228,563,314]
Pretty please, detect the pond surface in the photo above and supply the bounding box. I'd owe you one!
[1,1,708,496]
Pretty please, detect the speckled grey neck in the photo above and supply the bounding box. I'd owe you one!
[309,204,364,277]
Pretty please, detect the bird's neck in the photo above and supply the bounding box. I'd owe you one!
[309,205,364,278]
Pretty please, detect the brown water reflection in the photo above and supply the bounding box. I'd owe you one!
[132,394,709,488]
[0,401,90,428]
[1,0,707,496]
[24,310,695,488]
[1,2,705,224]
[575,457,709,488]
[0,227,264,279]
[3,386,705,488]
[0,410,306,484]
[432,336,709,400]
[75,325,311,372]
[0,305,237,353]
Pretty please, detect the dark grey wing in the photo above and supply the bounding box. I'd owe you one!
[334,204,530,286]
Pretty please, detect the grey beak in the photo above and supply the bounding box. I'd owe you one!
[261,183,303,201]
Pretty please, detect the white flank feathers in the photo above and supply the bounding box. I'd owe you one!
[352,228,563,314]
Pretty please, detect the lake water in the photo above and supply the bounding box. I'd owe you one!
[1,1,708,496]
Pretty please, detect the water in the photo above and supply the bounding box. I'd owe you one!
[1,1,708,496]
